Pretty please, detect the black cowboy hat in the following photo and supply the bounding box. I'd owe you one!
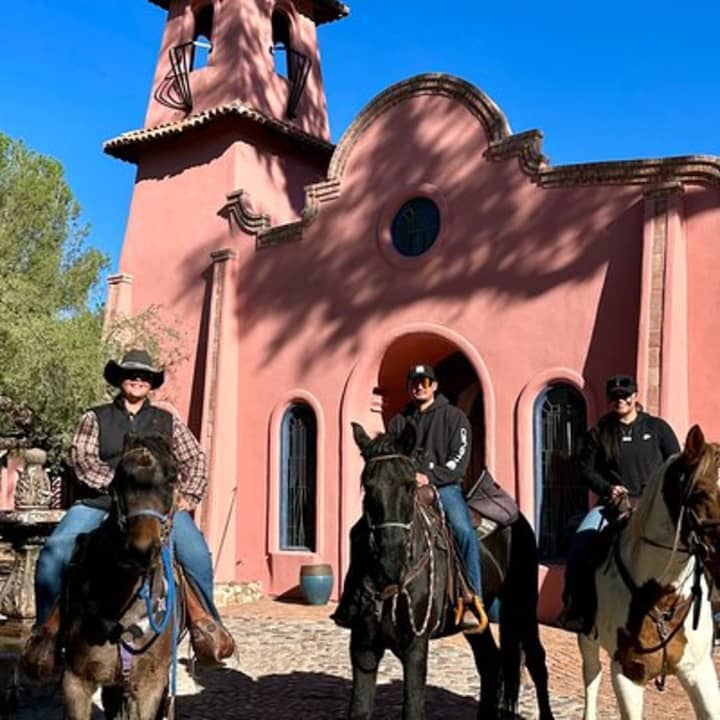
[407,364,437,383]
[104,349,165,389]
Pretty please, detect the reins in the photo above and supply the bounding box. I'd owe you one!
[362,452,442,637]
[117,505,180,706]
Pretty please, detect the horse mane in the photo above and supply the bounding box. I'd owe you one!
[624,455,678,540]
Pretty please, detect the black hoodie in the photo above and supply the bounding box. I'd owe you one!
[578,411,680,498]
[387,394,471,487]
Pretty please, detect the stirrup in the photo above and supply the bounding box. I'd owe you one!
[454,596,488,634]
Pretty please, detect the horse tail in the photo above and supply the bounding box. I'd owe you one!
[498,512,540,712]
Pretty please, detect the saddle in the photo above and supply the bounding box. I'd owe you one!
[466,469,519,535]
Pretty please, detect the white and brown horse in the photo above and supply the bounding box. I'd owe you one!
[579,425,720,720]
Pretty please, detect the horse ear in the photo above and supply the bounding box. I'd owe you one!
[396,420,417,458]
[351,422,372,453]
[123,432,139,452]
[683,425,705,464]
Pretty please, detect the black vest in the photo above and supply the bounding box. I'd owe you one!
[93,397,174,470]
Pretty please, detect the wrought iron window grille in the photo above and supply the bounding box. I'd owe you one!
[534,385,588,562]
[154,40,208,114]
[270,44,312,120]
[280,406,317,551]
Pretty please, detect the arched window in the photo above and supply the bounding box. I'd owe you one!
[271,10,291,79]
[533,383,587,561]
[191,3,214,71]
[280,403,317,551]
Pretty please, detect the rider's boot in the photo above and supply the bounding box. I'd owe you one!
[185,579,235,667]
[21,603,61,681]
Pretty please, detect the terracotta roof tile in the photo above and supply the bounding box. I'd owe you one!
[104,101,334,163]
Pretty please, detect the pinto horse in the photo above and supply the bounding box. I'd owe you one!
[61,434,181,720]
[349,422,555,720]
[579,425,720,720]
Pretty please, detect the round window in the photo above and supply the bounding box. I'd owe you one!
[390,197,441,257]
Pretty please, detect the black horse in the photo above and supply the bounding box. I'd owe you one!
[349,422,554,720]
[60,434,181,720]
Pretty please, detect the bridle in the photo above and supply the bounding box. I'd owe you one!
[361,451,440,636]
[363,453,416,533]
[612,451,720,690]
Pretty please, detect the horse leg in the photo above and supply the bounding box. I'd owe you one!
[578,633,602,720]
[610,661,644,720]
[465,631,500,720]
[101,686,125,719]
[133,673,171,720]
[521,624,554,720]
[675,654,720,719]
[349,631,384,720]
[400,636,429,720]
[62,671,96,720]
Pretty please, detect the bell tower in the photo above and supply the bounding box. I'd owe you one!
[103,0,349,550]
[138,0,347,139]
[104,0,349,330]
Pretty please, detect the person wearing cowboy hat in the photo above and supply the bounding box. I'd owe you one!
[24,349,234,672]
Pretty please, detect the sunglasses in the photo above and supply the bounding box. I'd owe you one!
[123,371,154,384]
[409,377,433,389]
[608,390,634,401]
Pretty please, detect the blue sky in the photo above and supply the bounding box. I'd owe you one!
[3,1,719,273]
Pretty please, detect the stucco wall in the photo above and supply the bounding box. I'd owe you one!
[231,89,647,604]
[686,186,720,438]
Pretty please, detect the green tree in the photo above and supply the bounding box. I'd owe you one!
[0,132,108,471]
[0,133,188,474]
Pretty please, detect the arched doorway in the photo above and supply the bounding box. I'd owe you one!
[377,335,485,489]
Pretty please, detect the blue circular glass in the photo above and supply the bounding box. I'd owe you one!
[391,197,441,257]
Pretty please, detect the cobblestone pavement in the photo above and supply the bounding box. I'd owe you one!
[6,599,719,719]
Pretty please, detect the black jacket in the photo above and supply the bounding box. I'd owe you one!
[578,411,680,498]
[387,394,471,487]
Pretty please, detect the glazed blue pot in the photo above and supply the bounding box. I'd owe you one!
[300,563,334,605]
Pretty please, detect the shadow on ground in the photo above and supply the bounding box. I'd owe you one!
[177,665,523,719]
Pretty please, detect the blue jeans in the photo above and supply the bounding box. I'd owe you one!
[437,484,483,597]
[34,503,219,625]
[563,505,606,605]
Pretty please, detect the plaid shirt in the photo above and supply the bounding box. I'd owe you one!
[70,404,208,509]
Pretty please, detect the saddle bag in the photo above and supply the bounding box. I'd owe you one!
[465,469,519,528]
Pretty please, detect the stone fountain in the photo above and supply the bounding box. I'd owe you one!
[0,448,64,630]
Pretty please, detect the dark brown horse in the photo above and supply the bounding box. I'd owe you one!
[349,422,554,720]
[61,434,181,720]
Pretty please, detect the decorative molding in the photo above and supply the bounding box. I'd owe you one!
[485,130,548,178]
[104,100,335,164]
[219,191,272,234]
[537,157,720,189]
[220,179,341,249]
[107,272,134,286]
[328,73,513,182]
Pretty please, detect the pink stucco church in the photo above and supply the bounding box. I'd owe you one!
[104,0,720,621]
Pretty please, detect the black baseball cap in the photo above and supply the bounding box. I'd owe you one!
[605,374,638,398]
[407,364,437,383]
